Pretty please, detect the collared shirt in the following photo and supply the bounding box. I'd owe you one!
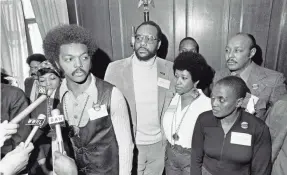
[163,89,211,148]
[59,74,134,175]
[191,110,271,175]
[132,54,162,145]
[231,61,255,83]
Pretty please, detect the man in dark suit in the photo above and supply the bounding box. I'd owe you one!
[24,54,46,102]
[213,33,286,121]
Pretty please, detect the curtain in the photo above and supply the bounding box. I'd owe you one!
[1,0,28,89]
[30,0,69,38]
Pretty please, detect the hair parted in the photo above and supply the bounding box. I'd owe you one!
[215,76,251,99]
[173,52,215,90]
[43,24,98,63]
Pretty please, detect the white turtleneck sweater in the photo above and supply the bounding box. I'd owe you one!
[132,55,162,145]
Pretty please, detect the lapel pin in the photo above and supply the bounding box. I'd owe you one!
[252,84,259,89]
[241,122,248,129]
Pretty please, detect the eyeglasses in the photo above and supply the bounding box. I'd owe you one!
[135,35,159,44]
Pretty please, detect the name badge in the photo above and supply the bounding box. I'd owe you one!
[245,94,259,114]
[230,132,252,146]
[88,105,108,120]
[157,78,170,89]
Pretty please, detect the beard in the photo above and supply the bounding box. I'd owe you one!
[135,47,156,61]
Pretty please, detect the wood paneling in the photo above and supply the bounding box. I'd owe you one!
[187,0,228,70]
[265,0,287,78]
[68,0,287,78]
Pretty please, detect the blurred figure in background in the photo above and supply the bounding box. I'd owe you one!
[25,53,47,102]
[179,37,199,54]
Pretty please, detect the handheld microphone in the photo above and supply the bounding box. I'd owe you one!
[24,114,46,147]
[49,109,65,153]
[10,88,54,124]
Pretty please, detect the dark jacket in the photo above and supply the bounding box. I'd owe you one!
[1,83,31,156]
[24,77,35,100]
[191,110,272,175]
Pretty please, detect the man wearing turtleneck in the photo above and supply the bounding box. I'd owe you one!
[213,33,286,121]
[105,21,175,175]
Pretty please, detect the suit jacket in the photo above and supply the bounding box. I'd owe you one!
[104,55,176,139]
[213,63,287,121]
[24,77,35,98]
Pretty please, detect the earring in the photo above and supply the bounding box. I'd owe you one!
[191,88,200,99]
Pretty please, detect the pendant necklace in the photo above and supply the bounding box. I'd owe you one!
[64,94,90,138]
[171,93,200,141]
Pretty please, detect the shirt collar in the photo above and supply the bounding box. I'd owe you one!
[59,74,97,102]
[239,62,255,82]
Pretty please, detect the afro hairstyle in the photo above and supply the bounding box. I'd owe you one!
[43,24,98,63]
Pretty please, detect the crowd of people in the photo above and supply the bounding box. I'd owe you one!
[1,21,287,175]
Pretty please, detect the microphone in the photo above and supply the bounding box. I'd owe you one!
[24,114,46,147]
[9,88,54,124]
[49,109,65,153]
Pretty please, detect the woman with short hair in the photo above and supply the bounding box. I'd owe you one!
[191,76,272,175]
[163,52,214,175]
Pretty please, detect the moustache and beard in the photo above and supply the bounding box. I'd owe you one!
[135,47,157,61]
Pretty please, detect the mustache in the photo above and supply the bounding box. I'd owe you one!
[72,68,87,76]
[227,59,237,63]
[137,47,148,51]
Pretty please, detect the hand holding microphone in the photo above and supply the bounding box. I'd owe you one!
[0,121,19,147]
[9,87,54,124]
[0,142,34,175]
[54,151,78,175]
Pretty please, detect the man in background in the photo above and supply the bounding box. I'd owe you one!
[179,37,199,54]
[213,33,286,120]
[24,53,46,102]
[105,21,175,175]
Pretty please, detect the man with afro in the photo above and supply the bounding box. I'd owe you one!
[43,24,134,175]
